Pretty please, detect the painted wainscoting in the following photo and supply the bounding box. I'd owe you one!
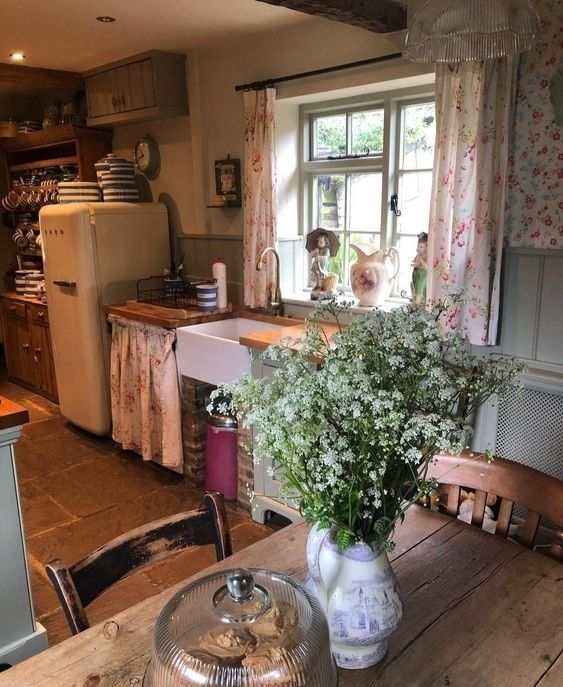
[179,234,244,304]
[494,248,563,367]
[472,248,563,488]
[179,234,303,306]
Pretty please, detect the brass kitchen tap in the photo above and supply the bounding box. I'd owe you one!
[256,246,283,315]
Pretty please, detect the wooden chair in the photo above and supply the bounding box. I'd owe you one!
[46,492,232,635]
[425,451,563,560]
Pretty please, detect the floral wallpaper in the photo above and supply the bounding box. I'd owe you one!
[504,0,563,248]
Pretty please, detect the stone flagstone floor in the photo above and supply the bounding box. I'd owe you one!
[0,376,275,647]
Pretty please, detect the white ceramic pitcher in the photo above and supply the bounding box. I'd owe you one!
[305,524,403,669]
[349,243,399,307]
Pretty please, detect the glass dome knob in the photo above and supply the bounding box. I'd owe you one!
[227,569,255,603]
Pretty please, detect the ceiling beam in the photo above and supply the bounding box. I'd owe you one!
[256,0,407,33]
[0,63,84,91]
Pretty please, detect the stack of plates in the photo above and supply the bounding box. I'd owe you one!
[94,153,117,183]
[18,120,42,134]
[60,163,79,182]
[98,156,139,202]
[15,270,43,296]
[58,181,102,204]
[23,273,44,299]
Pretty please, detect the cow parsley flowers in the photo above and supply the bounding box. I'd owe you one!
[211,299,522,552]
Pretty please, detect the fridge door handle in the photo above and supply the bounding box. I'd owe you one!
[53,280,77,288]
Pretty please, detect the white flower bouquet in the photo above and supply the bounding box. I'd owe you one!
[211,299,522,551]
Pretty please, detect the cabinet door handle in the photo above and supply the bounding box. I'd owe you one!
[22,343,30,351]
[37,310,45,319]
[8,304,16,312]
[34,347,42,354]
[53,280,76,288]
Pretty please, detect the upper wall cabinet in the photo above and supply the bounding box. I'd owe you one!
[84,51,188,126]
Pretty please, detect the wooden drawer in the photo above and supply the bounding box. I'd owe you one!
[2,300,27,320]
[29,305,49,326]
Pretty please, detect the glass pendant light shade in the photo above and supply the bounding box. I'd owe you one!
[404,0,542,62]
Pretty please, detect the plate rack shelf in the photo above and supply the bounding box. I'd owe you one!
[1,125,113,275]
[1,125,113,182]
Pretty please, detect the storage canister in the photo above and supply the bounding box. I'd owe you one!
[196,283,218,312]
[206,408,238,501]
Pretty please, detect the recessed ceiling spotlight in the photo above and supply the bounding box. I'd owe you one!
[96,15,116,23]
[10,52,25,61]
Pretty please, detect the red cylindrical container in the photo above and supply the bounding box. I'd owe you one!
[205,410,238,501]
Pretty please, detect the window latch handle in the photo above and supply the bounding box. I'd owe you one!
[390,194,401,217]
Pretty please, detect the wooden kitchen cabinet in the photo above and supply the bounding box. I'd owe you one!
[1,311,35,388]
[0,294,58,403]
[85,69,119,118]
[28,305,57,399]
[85,51,187,126]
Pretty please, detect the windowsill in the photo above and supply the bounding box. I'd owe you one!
[283,291,407,314]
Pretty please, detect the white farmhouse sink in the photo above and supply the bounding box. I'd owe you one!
[176,317,286,385]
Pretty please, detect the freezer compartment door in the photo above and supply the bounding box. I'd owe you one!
[40,205,110,435]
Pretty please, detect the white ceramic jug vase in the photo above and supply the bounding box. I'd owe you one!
[306,524,403,669]
[350,244,399,307]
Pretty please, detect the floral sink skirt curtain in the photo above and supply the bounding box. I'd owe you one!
[243,87,277,308]
[428,59,517,345]
[109,315,182,469]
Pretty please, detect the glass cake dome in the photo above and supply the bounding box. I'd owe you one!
[144,568,337,687]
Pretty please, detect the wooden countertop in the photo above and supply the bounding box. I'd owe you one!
[2,506,561,686]
[103,303,305,330]
[104,303,235,329]
[240,320,341,361]
[0,396,29,430]
[0,291,47,307]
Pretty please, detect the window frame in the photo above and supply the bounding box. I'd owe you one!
[299,85,435,297]
[309,105,386,161]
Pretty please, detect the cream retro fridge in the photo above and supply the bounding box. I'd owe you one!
[39,202,170,436]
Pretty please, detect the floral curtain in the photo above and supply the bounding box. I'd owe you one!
[427,59,517,345]
[243,87,277,308]
[109,315,182,469]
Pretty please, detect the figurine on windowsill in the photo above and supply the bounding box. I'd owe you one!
[411,232,428,305]
[306,228,340,300]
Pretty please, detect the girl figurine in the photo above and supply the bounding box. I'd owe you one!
[310,232,331,298]
[411,232,428,305]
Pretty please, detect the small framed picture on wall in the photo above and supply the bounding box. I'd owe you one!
[214,157,241,207]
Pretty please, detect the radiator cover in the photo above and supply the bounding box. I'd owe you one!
[496,385,563,480]
[473,368,563,526]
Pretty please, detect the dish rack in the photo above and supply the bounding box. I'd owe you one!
[136,276,211,309]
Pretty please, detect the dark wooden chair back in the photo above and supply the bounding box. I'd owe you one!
[425,451,563,560]
[46,492,232,635]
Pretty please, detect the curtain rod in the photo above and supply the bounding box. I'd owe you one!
[234,52,403,91]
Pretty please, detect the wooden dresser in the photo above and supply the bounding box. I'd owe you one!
[0,293,58,402]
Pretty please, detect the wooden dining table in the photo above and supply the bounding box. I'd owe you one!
[1,506,561,687]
